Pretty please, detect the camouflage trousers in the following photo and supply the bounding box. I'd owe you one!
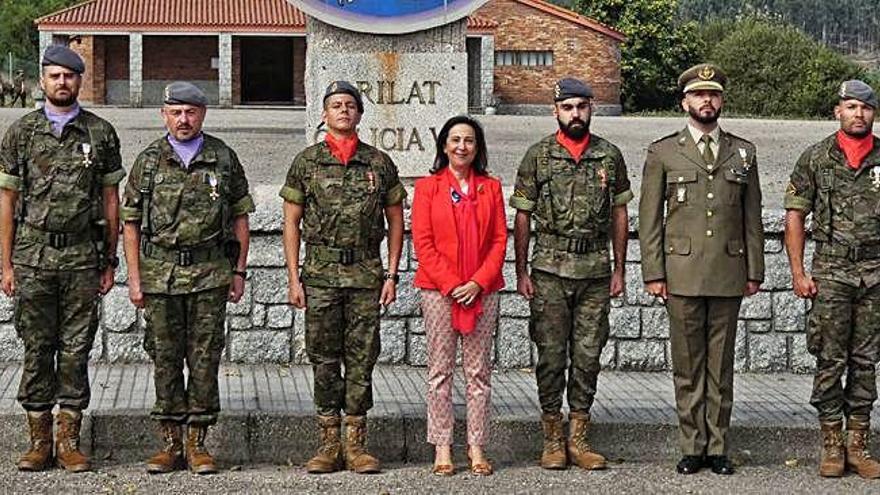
[14,266,100,412]
[808,279,880,422]
[529,270,610,414]
[305,285,382,417]
[143,286,227,425]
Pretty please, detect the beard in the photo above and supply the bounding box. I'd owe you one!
[557,116,590,140]
[45,89,77,107]
[842,120,873,138]
[688,104,721,125]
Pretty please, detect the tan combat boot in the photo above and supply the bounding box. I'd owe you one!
[17,410,53,471]
[819,420,845,477]
[185,425,218,475]
[55,408,90,472]
[846,417,880,479]
[540,412,568,470]
[306,415,343,473]
[146,421,185,473]
[343,415,381,473]
[568,411,607,470]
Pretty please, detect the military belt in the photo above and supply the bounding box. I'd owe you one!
[815,242,880,262]
[308,245,379,265]
[536,234,608,254]
[18,224,92,249]
[140,240,226,267]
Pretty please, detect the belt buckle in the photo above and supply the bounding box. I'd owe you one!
[49,232,67,249]
[178,249,193,267]
[340,249,355,265]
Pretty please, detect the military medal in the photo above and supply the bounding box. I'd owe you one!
[739,148,750,171]
[366,171,376,193]
[208,173,219,201]
[81,142,92,168]
[597,168,608,190]
[871,166,880,191]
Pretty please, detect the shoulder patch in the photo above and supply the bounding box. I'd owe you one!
[723,131,754,146]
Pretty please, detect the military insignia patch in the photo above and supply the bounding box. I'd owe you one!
[513,189,528,198]
[698,66,715,81]
[871,166,880,191]
[330,81,339,93]
[597,168,608,189]
[785,182,797,196]
[81,142,92,168]
[554,83,561,99]
[164,85,172,101]
[839,82,848,99]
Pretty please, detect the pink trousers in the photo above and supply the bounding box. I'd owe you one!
[421,289,498,447]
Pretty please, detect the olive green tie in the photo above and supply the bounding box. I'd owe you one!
[700,134,715,164]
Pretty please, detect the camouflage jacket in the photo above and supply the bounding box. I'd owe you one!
[280,140,407,288]
[0,109,124,270]
[785,133,880,288]
[509,133,633,279]
[121,134,255,295]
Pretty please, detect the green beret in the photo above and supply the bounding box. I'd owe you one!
[678,64,727,93]
[324,80,364,113]
[838,80,878,108]
[41,45,85,74]
[553,78,593,102]
[163,81,208,107]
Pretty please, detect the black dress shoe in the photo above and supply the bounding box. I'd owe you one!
[676,455,704,474]
[706,455,735,475]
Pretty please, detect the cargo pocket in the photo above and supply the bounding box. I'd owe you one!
[664,236,691,256]
[727,239,745,257]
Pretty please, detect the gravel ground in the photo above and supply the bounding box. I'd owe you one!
[0,107,841,208]
[1,461,876,494]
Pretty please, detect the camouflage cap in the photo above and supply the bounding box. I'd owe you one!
[553,78,593,102]
[678,63,726,93]
[324,80,364,113]
[838,80,878,108]
[163,81,208,107]
[41,45,85,74]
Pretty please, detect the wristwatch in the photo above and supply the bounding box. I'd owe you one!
[383,272,399,283]
[107,256,119,269]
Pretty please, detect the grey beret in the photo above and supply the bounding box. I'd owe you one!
[163,81,208,107]
[553,78,593,102]
[41,45,85,74]
[839,80,878,108]
[323,80,364,113]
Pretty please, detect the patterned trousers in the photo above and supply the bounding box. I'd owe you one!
[421,289,498,447]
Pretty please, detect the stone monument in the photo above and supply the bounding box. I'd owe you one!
[291,0,490,178]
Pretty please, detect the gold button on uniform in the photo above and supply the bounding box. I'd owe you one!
[708,175,714,181]
[707,210,713,217]
[708,164,714,171]
[707,192,714,199]
[706,230,713,237]
[678,177,684,182]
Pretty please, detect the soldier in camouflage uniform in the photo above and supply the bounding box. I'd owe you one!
[510,78,632,471]
[785,80,880,479]
[281,81,405,474]
[0,46,123,472]
[121,82,254,475]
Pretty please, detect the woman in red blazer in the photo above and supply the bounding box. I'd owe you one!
[412,115,507,476]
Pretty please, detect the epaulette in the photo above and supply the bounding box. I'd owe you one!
[722,131,754,146]
[651,131,679,144]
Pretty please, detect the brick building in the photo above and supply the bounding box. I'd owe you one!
[36,0,624,113]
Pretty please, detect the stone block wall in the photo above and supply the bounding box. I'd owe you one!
[0,192,816,373]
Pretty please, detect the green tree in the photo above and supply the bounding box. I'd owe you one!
[708,18,865,117]
[0,0,79,66]
[572,0,705,111]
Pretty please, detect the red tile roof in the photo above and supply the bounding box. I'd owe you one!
[512,0,626,42]
[36,0,498,33]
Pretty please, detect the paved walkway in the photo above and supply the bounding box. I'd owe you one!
[0,364,842,466]
[0,364,822,425]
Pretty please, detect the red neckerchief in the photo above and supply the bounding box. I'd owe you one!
[556,130,591,162]
[325,132,359,165]
[836,130,874,170]
[445,167,482,335]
